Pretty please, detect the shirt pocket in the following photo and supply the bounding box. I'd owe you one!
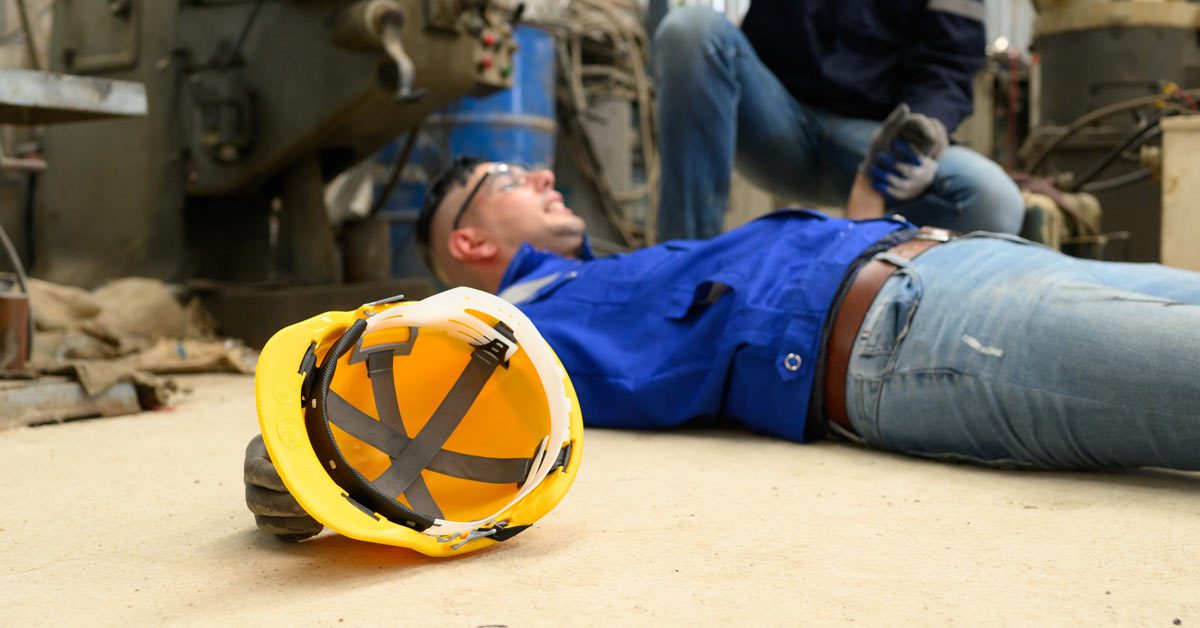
[659,271,743,321]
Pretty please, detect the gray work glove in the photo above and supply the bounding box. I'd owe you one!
[861,104,949,201]
[244,433,324,541]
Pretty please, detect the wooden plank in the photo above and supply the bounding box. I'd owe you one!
[0,377,140,429]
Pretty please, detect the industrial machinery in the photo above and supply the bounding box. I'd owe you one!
[1023,0,1200,263]
[33,0,520,343]
[2,68,149,369]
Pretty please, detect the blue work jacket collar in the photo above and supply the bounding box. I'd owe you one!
[497,236,595,304]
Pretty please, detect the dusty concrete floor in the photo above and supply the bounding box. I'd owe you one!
[1,373,1198,626]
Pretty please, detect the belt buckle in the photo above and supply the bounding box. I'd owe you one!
[914,227,953,243]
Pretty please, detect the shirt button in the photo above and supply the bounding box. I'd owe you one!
[784,353,802,372]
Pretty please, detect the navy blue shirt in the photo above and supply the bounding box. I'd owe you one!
[497,211,911,442]
[740,0,986,132]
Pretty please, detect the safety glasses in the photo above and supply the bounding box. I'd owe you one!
[450,162,531,229]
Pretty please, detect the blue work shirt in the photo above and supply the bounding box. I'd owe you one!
[740,0,986,133]
[497,210,910,442]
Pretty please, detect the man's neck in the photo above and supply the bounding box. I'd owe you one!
[456,257,511,295]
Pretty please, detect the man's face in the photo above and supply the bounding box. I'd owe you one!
[448,162,587,257]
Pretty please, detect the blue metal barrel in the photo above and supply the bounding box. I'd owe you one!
[429,24,558,168]
[375,24,558,278]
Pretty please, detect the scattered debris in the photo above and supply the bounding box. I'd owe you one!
[0,277,257,426]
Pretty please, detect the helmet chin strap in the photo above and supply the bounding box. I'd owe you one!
[307,287,575,539]
[365,288,574,536]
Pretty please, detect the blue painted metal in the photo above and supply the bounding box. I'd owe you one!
[373,24,559,279]
[434,23,557,169]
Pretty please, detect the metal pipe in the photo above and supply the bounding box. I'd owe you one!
[15,0,42,71]
[0,137,47,172]
[0,222,33,364]
[330,0,424,101]
[329,0,405,50]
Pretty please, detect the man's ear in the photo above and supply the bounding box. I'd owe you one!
[446,227,499,263]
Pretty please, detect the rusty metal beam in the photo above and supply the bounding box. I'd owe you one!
[0,69,147,125]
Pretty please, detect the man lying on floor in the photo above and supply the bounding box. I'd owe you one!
[244,157,1200,539]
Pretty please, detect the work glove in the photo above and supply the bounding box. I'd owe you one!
[244,433,324,541]
[860,104,949,202]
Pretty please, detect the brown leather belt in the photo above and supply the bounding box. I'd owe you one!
[824,227,954,435]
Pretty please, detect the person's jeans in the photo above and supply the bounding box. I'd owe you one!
[653,7,1025,241]
[845,234,1200,470]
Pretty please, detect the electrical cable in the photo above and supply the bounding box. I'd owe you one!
[1078,168,1152,194]
[1068,120,1165,192]
[369,124,422,216]
[222,0,268,69]
[1022,90,1199,174]
[545,0,659,248]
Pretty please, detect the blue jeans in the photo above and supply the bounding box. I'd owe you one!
[653,7,1025,241]
[846,234,1200,470]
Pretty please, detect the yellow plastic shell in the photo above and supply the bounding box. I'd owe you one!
[255,302,583,556]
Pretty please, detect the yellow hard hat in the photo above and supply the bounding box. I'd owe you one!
[255,287,583,556]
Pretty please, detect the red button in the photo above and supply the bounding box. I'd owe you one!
[479,54,494,69]
[483,33,496,46]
